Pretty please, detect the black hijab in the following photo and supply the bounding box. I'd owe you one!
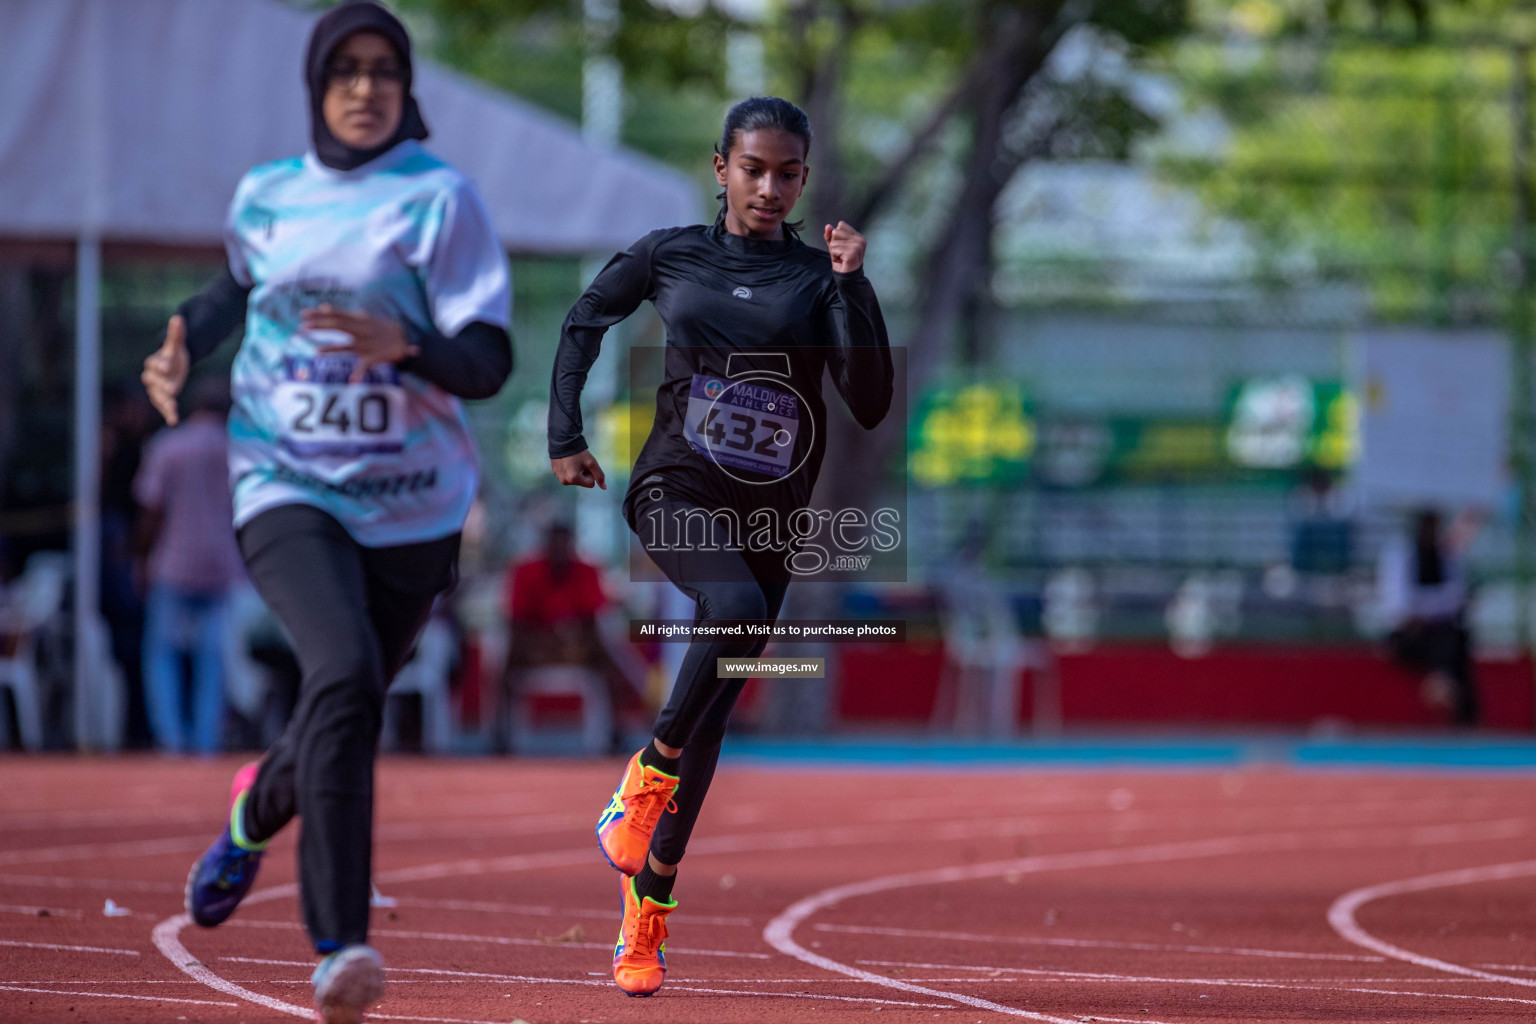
[305,1,429,171]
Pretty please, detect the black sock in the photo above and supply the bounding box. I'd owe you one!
[633,862,676,904]
[638,739,680,776]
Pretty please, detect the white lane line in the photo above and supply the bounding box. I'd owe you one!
[854,960,1473,982]
[385,895,753,927]
[0,938,139,955]
[0,981,206,985]
[221,917,771,959]
[216,956,954,1008]
[1328,858,1536,987]
[372,1014,550,1024]
[0,872,181,893]
[376,811,592,842]
[0,902,83,918]
[852,959,1536,1003]
[374,847,592,884]
[0,808,208,831]
[1476,962,1536,972]
[764,820,1532,1021]
[817,923,1384,963]
[0,985,236,1007]
[0,835,207,867]
[657,985,955,1007]
[383,971,956,1009]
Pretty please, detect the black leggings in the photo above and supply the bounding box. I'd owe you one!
[237,505,459,952]
[1388,620,1479,726]
[637,497,790,866]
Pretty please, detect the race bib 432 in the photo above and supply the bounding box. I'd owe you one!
[683,374,800,479]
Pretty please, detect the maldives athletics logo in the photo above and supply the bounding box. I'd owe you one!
[703,378,726,400]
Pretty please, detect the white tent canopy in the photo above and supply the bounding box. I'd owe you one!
[0,0,700,749]
[0,0,700,251]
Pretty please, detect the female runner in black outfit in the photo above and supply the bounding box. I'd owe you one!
[548,96,893,995]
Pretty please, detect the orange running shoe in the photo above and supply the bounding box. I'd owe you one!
[612,874,676,996]
[595,750,679,876]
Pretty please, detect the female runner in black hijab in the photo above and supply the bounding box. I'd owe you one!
[148,4,513,1021]
[549,96,893,996]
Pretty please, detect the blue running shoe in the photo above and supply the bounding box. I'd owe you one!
[185,762,267,927]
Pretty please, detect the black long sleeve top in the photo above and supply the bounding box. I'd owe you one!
[549,223,894,525]
[175,268,513,400]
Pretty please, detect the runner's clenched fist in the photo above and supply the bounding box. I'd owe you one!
[823,220,866,274]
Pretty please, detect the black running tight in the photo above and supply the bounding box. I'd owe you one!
[636,496,790,866]
[237,505,459,952]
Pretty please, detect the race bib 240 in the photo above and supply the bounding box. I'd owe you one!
[272,354,406,458]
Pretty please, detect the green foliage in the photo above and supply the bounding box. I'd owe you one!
[397,0,1187,214]
[1163,0,1527,322]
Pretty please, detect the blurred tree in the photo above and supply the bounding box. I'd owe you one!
[1162,0,1524,323]
[394,0,1188,509]
[398,0,1190,309]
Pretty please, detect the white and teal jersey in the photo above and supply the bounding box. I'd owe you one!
[223,141,510,547]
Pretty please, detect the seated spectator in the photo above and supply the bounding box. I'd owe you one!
[498,522,640,750]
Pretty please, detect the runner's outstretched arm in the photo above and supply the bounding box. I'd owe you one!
[547,230,664,460]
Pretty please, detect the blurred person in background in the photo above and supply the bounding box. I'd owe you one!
[132,376,241,755]
[138,3,512,1020]
[497,521,639,752]
[1289,466,1354,579]
[1378,507,1482,727]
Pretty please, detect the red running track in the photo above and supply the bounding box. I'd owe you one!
[3,755,1536,1022]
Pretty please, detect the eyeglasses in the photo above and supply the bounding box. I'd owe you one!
[325,61,405,91]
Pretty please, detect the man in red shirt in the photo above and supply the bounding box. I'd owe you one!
[506,523,606,659]
[498,523,639,750]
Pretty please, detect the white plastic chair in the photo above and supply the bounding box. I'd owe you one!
[385,617,457,753]
[0,553,69,750]
[934,570,1028,739]
[81,613,125,752]
[507,663,612,755]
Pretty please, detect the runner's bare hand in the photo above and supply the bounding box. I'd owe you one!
[142,314,191,426]
[823,221,866,274]
[303,305,419,383]
[551,450,606,490]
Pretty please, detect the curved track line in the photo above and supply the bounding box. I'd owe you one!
[151,879,312,1019]
[1327,858,1536,986]
[763,834,1294,1022]
[763,822,1529,1020]
[154,816,1531,1019]
[152,823,847,1017]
